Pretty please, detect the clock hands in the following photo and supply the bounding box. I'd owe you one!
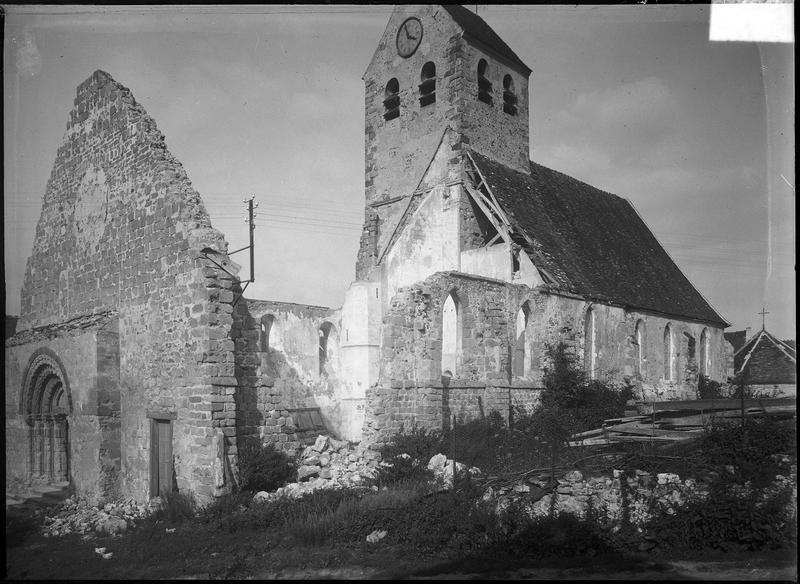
[404,25,417,41]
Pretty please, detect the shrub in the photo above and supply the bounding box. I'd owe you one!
[199,490,253,531]
[494,511,617,558]
[373,426,444,486]
[642,480,797,552]
[538,342,634,435]
[698,374,724,399]
[237,436,296,493]
[697,417,796,487]
[151,490,198,524]
[442,411,508,474]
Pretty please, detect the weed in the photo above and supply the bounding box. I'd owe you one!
[237,436,296,493]
[495,511,617,558]
[151,490,198,524]
[641,479,797,552]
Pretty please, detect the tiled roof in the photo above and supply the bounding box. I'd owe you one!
[734,329,797,384]
[442,5,531,73]
[469,151,728,326]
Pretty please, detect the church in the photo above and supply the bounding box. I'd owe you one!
[5,5,731,503]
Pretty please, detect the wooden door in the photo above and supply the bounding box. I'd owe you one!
[151,419,173,497]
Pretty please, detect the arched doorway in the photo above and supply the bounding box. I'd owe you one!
[20,350,72,484]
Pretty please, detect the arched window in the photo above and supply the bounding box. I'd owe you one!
[634,319,646,376]
[383,78,400,121]
[585,307,597,379]
[513,302,531,377]
[663,324,674,381]
[477,59,492,104]
[503,74,518,115]
[419,62,436,106]
[699,328,711,377]
[259,314,275,352]
[319,322,334,375]
[441,292,461,377]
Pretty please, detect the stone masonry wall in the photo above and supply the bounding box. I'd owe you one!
[357,5,467,279]
[364,270,728,441]
[10,70,239,503]
[233,299,355,456]
[5,313,113,498]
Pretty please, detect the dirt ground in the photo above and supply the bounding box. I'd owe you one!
[5,508,797,581]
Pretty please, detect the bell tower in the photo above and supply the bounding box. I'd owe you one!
[356,4,532,280]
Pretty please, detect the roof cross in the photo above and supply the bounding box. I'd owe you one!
[758,307,770,330]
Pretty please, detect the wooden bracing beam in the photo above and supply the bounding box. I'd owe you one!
[464,182,513,246]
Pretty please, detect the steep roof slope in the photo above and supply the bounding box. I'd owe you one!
[734,329,797,384]
[469,151,728,326]
[442,5,531,73]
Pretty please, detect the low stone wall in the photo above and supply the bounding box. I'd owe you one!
[488,464,798,530]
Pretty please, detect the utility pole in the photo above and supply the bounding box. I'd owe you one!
[224,195,258,307]
[248,197,255,284]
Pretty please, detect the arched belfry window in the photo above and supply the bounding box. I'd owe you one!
[634,319,646,376]
[419,62,436,106]
[699,328,711,377]
[477,59,493,104]
[441,292,462,377]
[383,78,400,121]
[585,307,597,379]
[259,314,275,352]
[664,324,674,381]
[513,302,531,378]
[503,74,518,115]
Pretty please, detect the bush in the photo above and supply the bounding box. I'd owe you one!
[237,436,296,493]
[538,342,634,435]
[496,511,617,558]
[698,374,724,399]
[642,480,796,552]
[374,411,516,484]
[199,490,253,531]
[698,417,796,487]
[151,490,198,524]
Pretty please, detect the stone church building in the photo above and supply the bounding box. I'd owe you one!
[5,5,730,503]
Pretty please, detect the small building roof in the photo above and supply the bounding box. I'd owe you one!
[469,151,729,326]
[734,328,797,385]
[442,5,531,74]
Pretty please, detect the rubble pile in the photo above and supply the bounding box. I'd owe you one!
[41,496,155,537]
[254,435,383,502]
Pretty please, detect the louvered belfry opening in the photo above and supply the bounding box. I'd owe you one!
[477,59,493,104]
[503,74,518,115]
[383,78,400,121]
[419,62,436,106]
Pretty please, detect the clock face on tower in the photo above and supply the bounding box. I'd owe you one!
[396,17,422,58]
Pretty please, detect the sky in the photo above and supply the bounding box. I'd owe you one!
[3,4,795,340]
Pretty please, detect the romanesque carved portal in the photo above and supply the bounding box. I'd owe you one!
[21,351,72,484]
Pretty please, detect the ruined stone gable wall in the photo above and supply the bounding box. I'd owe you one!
[12,70,238,502]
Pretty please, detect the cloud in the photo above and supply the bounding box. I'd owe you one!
[573,76,677,132]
